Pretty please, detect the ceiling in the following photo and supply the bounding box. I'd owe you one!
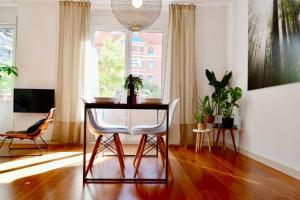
[0,0,232,7]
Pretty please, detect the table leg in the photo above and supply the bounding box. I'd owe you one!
[207,132,211,152]
[83,106,87,183]
[216,129,220,147]
[230,129,237,153]
[165,107,169,182]
[200,133,204,150]
[222,129,225,151]
[195,133,199,152]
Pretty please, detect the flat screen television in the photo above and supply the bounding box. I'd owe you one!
[13,89,55,113]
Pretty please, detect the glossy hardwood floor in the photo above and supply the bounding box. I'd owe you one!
[0,143,300,200]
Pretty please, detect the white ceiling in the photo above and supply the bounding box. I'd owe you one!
[0,0,232,7]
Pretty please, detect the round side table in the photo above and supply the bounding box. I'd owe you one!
[193,129,213,152]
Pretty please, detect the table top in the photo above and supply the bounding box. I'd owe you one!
[84,101,169,110]
[193,129,212,133]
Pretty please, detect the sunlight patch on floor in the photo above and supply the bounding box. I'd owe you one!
[174,157,261,185]
[0,152,81,172]
[0,153,108,183]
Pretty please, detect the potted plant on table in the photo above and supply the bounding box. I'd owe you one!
[205,69,232,124]
[221,87,242,128]
[123,74,143,104]
[194,111,206,130]
[205,69,232,115]
[196,95,216,123]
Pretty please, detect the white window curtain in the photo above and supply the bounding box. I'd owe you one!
[52,0,90,144]
[164,4,197,145]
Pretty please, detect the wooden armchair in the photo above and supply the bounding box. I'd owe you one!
[0,108,56,156]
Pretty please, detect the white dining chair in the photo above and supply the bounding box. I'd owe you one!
[131,99,179,178]
[86,109,130,177]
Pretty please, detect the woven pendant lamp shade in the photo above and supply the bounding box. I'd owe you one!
[111,0,162,31]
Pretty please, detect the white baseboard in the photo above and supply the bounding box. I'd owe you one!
[239,147,300,180]
[194,142,300,180]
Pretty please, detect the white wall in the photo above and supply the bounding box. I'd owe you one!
[231,0,300,180]
[195,5,229,98]
[1,1,229,144]
[13,0,59,140]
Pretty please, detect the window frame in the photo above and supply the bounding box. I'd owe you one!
[0,24,16,99]
[90,26,167,98]
[0,24,16,66]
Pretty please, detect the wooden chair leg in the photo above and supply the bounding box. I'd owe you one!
[133,135,145,166]
[158,136,166,166]
[230,129,237,153]
[0,137,7,149]
[86,135,102,176]
[116,134,125,158]
[134,135,147,178]
[113,134,125,177]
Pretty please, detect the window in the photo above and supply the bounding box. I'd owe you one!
[129,32,163,98]
[93,31,126,97]
[131,58,143,67]
[0,27,15,100]
[93,30,164,98]
[148,60,154,70]
[147,74,153,82]
[148,47,154,56]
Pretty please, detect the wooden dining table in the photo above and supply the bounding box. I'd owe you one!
[83,100,169,183]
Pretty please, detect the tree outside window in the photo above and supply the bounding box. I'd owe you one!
[93,31,163,98]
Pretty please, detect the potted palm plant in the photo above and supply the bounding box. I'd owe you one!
[221,87,242,128]
[205,69,232,115]
[194,111,206,130]
[196,96,216,123]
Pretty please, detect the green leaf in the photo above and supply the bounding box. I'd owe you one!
[221,71,232,87]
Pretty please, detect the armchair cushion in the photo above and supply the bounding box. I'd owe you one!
[26,118,46,133]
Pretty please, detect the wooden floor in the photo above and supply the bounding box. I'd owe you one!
[0,143,300,200]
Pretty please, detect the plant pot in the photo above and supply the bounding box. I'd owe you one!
[197,123,206,130]
[205,115,215,124]
[214,114,223,124]
[222,118,234,128]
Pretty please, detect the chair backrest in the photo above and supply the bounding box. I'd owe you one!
[30,108,56,136]
[87,109,99,133]
[157,98,180,129]
[168,98,180,127]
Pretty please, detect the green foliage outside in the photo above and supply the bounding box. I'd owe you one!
[98,34,161,98]
[0,64,17,95]
[142,80,161,98]
[98,35,125,97]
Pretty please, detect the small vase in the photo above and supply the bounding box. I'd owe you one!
[198,123,206,130]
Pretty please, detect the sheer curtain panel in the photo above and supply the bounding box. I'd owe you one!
[166,4,197,145]
[52,0,90,143]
